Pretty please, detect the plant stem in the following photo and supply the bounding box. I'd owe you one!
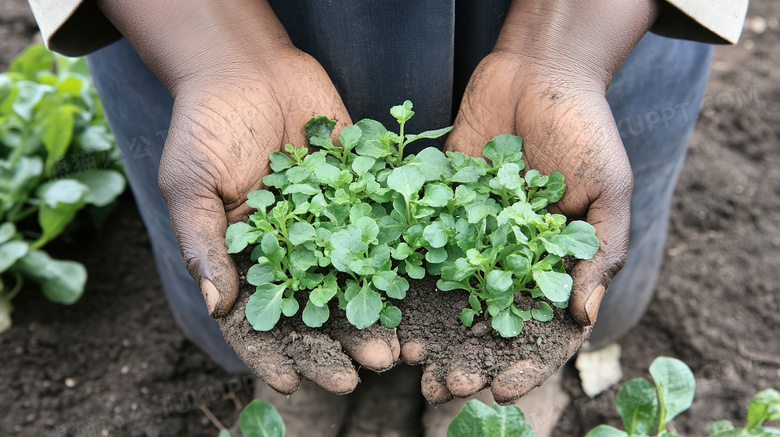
[4,272,24,302]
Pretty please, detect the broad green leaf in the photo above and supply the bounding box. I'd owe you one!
[245,283,286,331]
[419,183,453,207]
[283,183,320,196]
[9,44,53,80]
[268,151,294,172]
[707,420,735,434]
[73,169,126,207]
[387,166,425,202]
[616,378,659,435]
[288,221,316,245]
[78,125,114,152]
[339,124,362,152]
[544,221,599,259]
[280,297,299,317]
[483,134,523,168]
[532,270,572,302]
[405,126,453,144]
[302,299,329,327]
[438,280,468,292]
[407,147,452,181]
[423,221,449,249]
[504,254,530,278]
[352,156,376,177]
[218,430,231,437]
[238,399,285,437]
[466,201,489,224]
[404,259,425,279]
[491,308,523,338]
[534,171,565,203]
[425,247,448,264]
[584,425,629,437]
[355,118,388,144]
[372,270,409,299]
[487,404,534,437]
[309,274,338,307]
[246,265,275,286]
[37,201,82,246]
[247,190,276,211]
[225,222,262,254]
[39,105,75,161]
[496,163,523,190]
[0,240,29,272]
[649,356,696,431]
[460,308,477,327]
[346,286,382,329]
[531,301,554,322]
[12,81,53,121]
[285,166,311,183]
[486,270,513,294]
[13,250,86,304]
[304,115,335,145]
[354,216,379,244]
[379,303,402,328]
[447,400,533,437]
[38,179,89,208]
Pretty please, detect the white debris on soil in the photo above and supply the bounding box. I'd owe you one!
[575,343,622,398]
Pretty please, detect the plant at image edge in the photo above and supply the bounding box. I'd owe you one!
[0,44,126,333]
[226,101,599,337]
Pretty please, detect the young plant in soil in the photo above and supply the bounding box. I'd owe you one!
[225,101,599,338]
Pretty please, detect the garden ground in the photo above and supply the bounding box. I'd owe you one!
[1,0,779,435]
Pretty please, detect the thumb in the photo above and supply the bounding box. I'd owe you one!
[158,153,239,319]
[568,178,633,326]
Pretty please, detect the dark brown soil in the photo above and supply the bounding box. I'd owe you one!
[1,0,779,435]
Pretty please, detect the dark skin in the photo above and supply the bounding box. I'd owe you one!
[96,0,657,401]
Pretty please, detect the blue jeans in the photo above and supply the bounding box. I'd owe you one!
[86,2,713,373]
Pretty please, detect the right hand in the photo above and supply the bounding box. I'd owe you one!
[157,47,399,394]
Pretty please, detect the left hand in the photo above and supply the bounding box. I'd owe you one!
[399,0,659,404]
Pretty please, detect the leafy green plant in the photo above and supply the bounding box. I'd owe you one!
[226,100,598,337]
[0,44,125,333]
[215,399,285,437]
[446,357,779,437]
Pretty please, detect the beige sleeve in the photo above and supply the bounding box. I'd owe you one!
[29,0,748,57]
[27,0,121,57]
[652,0,749,44]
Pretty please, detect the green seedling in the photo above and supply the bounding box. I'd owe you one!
[0,44,125,333]
[226,100,599,336]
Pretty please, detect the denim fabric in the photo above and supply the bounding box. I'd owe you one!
[86,4,713,372]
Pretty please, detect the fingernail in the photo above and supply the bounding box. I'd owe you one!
[585,285,606,324]
[200,278,220,316]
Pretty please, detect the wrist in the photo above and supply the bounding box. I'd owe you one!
[96,0,294,97]
[494,0,659,91]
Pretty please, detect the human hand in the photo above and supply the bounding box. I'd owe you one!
[399,0,658,403]
[97,0,399,395]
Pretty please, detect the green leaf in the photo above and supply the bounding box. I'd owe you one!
[0,240,29,273]
[707,420,735,434]
[504,254,530,278]
[387,166,425,202]
[483,134,524,168]
[351,156,376,177]
[372,270,409,299]
[447,400,533,437]
[390,100,414,123]
[419,183,454,207]
[544,221,599,259]
[247,265,275,286]
[304,116,336,145]
[425,247,448,264]
[746,389,780,429]
[9,44,54,80]
[280,297,299,317]
[649,356,696,431]
[339,124,362,152]
[13,250,86,304]
[0,223,16,245]
[78,125,114,152]
[38,179,89,208]
[302,299,329,327]
[12,81,52,121]
[407,147,452,181]
[491,308,524,338]
[310,274,338,307]
[405,126,453,144]
[283,183,320,196]
[37,201,82,247]
[225,222,261,254]
[40,105,75,161]
[534,171,565,204]
[288,222,316,245]
[531,302,554,322]
[460,308,477,327]
[584,425,629,437]
[532,270,572,302]
[268,151,294,172]
[423,220,449,249]
[616,378,660,435]
[73,170,126,207]
[496,163,523,190]
[218,430,231,437]
[486,270,513,294]
[245,283,286,331]
[247,190,276,212]
[238,399,285,437]
[379,303,402,328]
[346,286,382,329]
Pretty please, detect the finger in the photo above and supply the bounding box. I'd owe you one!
[284,330,360,395]
[446,370,488,398]
[421,364,453,404]
[569,174,633,326]
[400,339,428,365]
[159,150,239,318]
[330,325,400,372]
[491,361,555,405]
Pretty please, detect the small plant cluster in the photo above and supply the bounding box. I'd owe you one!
[0,44,125,333]
[226,101,598,337]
